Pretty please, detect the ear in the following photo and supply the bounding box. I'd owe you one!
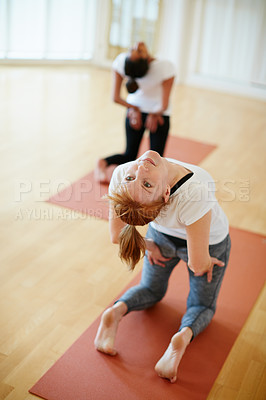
[163,185,171,203]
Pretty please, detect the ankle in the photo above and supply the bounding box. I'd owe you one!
[112,301,128,320]
[171,328,192,348]
[179,327,193,344]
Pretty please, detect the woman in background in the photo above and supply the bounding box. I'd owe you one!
[95,42,176,182]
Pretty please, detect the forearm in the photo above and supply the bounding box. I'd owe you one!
[113,95,140,111]
[112,71,139,111]
[186,210,212,275]
[152,76,174,115]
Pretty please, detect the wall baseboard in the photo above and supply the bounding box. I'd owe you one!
[185,74,266,101]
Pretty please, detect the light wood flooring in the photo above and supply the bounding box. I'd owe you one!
[0,65,265,399]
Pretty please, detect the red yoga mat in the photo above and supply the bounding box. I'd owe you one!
[47,136,216,220]
[29,227,266,400]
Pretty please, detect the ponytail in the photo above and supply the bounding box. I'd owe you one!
[126,78,139,93]
[107,185,167,270]
[124,57,149,94]
[119,224,146,270]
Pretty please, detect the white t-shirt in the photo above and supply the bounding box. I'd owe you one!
[108,158,229,245]
[112,52,176,115]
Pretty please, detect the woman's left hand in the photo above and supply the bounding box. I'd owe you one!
[193,257,225,283]
[145,113,164,133]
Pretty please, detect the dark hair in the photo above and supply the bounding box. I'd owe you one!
[124,57,149,93]
[126,78,139,94]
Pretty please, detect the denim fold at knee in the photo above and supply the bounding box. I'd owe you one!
[117,224,231,339]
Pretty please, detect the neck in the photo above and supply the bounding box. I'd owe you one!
[166,159,187,188]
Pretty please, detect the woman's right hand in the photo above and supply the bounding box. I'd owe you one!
[128,108,142,130]
[145,239,172,267]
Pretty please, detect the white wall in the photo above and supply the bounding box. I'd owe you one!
[1,0,265,99]
[157,0,266,100]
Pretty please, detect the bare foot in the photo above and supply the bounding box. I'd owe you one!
[94,303,127,355]
[155,327,192,383]
[94,159,109,183]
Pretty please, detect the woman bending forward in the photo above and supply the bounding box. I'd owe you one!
[95,42,175,182]
[94,150,231,383]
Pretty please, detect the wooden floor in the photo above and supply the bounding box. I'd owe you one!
[0,65,265,400]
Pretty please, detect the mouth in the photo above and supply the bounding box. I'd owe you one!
[143,158,156,166]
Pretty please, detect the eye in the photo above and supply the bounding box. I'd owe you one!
[125,176,134,181]
[144,181,151,188]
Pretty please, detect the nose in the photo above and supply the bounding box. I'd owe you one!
[138,160,149,168]
[137,162,148,176]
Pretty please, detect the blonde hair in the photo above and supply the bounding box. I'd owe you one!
[107,185,167,270]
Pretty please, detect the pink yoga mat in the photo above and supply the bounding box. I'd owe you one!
[29,227,266,400]
[47,136,216,220]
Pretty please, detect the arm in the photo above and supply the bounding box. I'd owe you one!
[186,210,212,273]
[161,76,175,112]
[112,70,142,129]
[186,210,225,282]
[111,70,139,111]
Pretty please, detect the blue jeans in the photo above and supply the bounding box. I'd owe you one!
[118,225,231,339]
